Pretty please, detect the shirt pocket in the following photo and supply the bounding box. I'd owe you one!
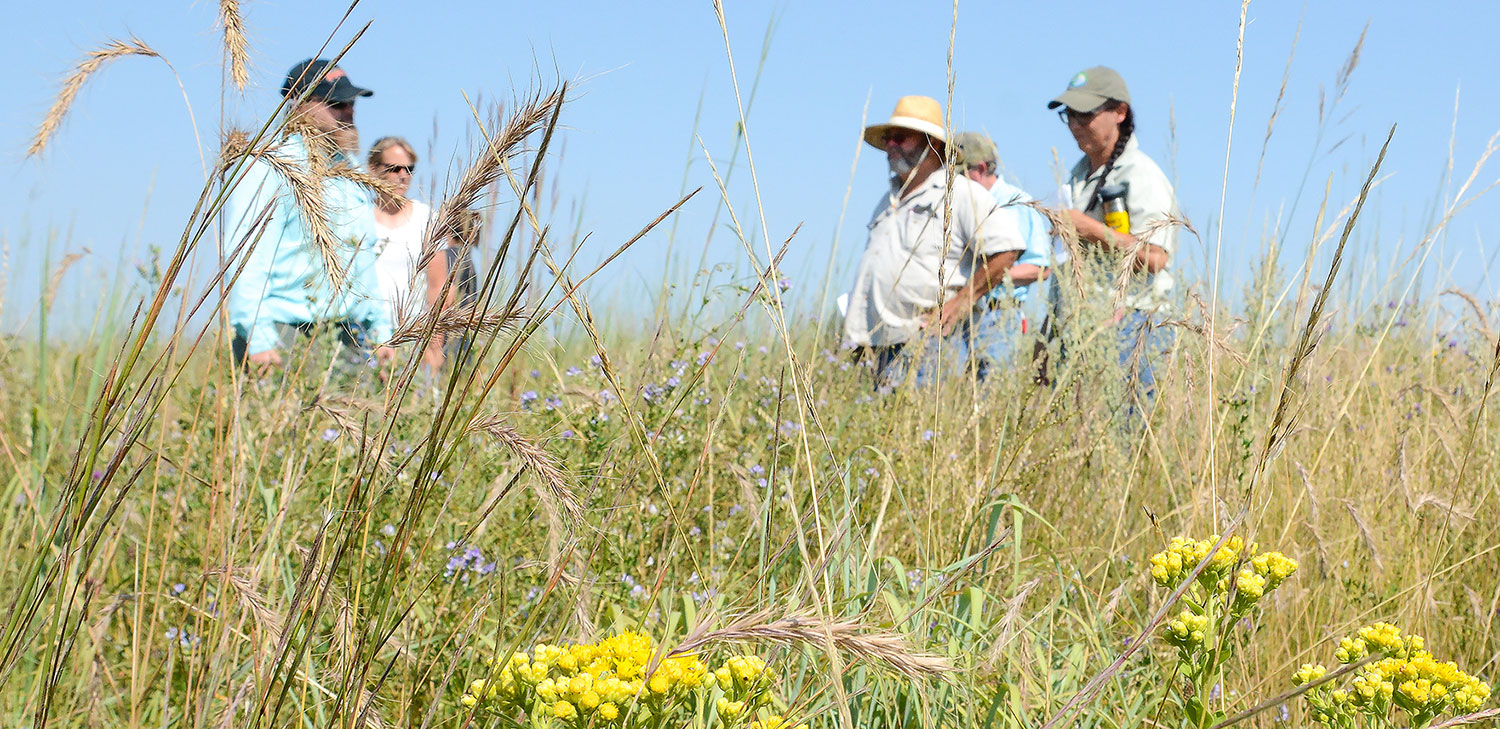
[899,204,945,255]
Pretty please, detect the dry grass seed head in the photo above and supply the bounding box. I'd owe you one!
[387,302,526,348]
[467,414,582,526]
[30,37,160,158]
[217,0,251,92]
[669,610,953,681]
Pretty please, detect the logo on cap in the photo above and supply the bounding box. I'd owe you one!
[1069,72,1087,88]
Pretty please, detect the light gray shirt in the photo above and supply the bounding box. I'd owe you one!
[1067,135,1179,312]
[845,173,1027,346]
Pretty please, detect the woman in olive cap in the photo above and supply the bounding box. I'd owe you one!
[1046,65,1179,408]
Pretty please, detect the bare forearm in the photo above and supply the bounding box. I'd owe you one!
[1009,263,1045,287]
[1066,210,1169,273]
[959,250,1021,303]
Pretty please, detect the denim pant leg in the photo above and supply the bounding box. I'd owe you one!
[964,307,1024,382]
[1117,310,1174,407]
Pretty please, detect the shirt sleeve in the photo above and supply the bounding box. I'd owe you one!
[960,182,1027,258]
[1127,170,1178,254]
[1016,205,1053,269]
[223,158,284,356]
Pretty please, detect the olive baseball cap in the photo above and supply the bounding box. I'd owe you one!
[281,58,373,103]
[951,132,998,171]
[1047,66,1129,112]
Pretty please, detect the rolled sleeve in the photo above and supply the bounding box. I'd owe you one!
[955,181,1025,259]
[1128,174,1178,254]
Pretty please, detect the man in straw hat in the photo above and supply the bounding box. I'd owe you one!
[224,58,395,376]
[843,96,1029,388]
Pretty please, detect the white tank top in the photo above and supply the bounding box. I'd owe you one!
[372,200,432,325]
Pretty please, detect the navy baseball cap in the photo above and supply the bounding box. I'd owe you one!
[281,58,373,103]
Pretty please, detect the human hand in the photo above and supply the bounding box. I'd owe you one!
[246,348,283,375]
[421,345,445,372]
[925,292,974,338]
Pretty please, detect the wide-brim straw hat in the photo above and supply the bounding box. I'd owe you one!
[863,95,946,149]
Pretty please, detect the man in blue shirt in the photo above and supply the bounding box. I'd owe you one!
[950,131,1052,377]
[224,59,395,373]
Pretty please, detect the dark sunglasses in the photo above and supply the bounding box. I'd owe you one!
[1058,108,1098,125]
[381,164,415,175]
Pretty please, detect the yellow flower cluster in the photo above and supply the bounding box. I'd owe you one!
[1333,622,1423,663]
[1149,536,1297,602]
[1149,535,1300,665]
[461,630,792,729]
[749,715,809,729]
[1296,624,1491,729]
[1164,610,1210,652]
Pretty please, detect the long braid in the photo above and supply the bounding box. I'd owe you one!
[1087,104,1135,213]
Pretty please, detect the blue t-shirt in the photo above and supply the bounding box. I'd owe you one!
[983,176,1051,303]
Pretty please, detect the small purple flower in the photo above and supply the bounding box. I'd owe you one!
[777,278,791,292]
[1209,683,1222,701]
[381,524,397,537]
[749,464,765,476]
[922,429,935,441]
[565,366,582,376]
[544,395,563,410]
[589,355,603,368]
[171,583,186,595]
[559,429,574,439]
[529,368,541,378]
[734,341,746,350]
[1275,705,1290,723]
[321,428,340,442]
[696,351,711,366]
[521,390,539,403]
[666,376,681,388]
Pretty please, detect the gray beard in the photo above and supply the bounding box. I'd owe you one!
[888,147,928,188]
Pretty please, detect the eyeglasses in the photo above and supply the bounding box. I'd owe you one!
[1058,108,1098,125]
[381,164,415,175]
[328,101,354,112]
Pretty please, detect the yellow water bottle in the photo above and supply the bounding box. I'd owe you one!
[1100,183,1130,235]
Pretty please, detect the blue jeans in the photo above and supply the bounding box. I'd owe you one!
[873,308,1025,390]
[1116,310,1174,412]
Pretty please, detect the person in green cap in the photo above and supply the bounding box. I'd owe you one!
[1045,65,1180,409]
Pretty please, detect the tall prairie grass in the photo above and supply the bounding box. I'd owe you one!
[3,5,1500,729]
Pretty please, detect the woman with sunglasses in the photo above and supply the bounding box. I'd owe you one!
[369,136,448,371]
[1046,65,1179,410]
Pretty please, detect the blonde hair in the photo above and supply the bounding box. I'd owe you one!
[368,135,418,169]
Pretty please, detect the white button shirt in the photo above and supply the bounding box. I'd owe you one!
[844,172,1027,347]
[1067,135,1179,312]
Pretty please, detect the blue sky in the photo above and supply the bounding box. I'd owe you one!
[6,0,1500,336]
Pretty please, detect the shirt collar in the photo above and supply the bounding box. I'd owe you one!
[1082,135,1141,182]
